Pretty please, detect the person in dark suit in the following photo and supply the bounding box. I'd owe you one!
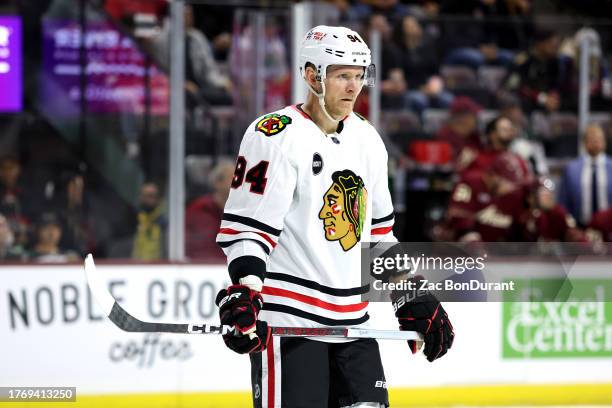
[558,124,612,226]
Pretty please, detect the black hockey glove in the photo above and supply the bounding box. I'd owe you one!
[215,285,271,354]
[391,279,454,362]
[220,320,272,354]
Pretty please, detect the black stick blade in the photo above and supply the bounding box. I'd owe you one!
[109,302,189,333]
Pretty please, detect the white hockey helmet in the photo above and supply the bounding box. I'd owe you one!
[298,25,376,87]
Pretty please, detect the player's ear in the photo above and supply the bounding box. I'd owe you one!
[305,65,321,91]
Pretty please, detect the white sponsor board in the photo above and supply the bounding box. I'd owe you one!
[1,263,611,395]
[1,263,244,393]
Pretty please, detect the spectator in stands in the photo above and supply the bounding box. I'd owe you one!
[346,0,410,26]
[132,181,166,260]
[502,27,565,113]
[438,0,493,58]
[442,0,515,70]
[260,22,291,112]
[519,178,586,242]
[0,213,26,261]
[321,0,352,24]
[0,156,20,208]
[559,28,612,111]
[457,116,530,178]
[435,96,482,158]
[366,14,407,110]
[435,152,529,242]
[28,212,79,263]
[0,155,31,243]
[185,160,235,260]
[192,4,233,61]
[587,209,612,243]
[498,96,549,176]
[49,171,94,256]
[105,0,167,36]
[0,156,23,217]
[486,0,533,51]
[153,4,232,107]
[445,39,515,71]
[231,19,290,112]
[558,124,612,227]
[437,152,530,242]
[443,0,533,69]
[396,16,453,116]
[397,0,442,42]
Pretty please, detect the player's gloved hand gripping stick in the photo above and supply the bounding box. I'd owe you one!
[84,254,422,343]
[215,285,271,354]
[392,275,455,362]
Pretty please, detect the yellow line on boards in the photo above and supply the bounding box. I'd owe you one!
[389,383,612,406]
[4,384,612,407]
[0,392,251,408]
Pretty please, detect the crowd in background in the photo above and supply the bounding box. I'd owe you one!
[1,0,612,262]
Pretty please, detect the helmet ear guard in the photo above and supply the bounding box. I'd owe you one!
[364,64,376,87]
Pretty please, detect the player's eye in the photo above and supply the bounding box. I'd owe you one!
[328,198,336,206]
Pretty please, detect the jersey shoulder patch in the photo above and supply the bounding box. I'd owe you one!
[254,112,293,137]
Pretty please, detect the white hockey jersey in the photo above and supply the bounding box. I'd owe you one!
[216,104,397,336]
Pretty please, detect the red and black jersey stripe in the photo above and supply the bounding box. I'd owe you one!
[222,213,282,237]
[263,303,370,326]
[217,213,283,254]
[262,286,367,313]
[218,239,271,255]
[265,272,369,296]
[372,212,394,225]
[262,271,370,326]
[371,211,394,236]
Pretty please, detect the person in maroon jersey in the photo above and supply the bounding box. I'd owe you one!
[518,178,586,242]
[457,116,530,178]
[435,96,482,159]
[436,152,530,242]
[587,209,612,243]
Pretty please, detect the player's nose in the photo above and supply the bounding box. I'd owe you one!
[346,80,358,92]
[346,77,362,92]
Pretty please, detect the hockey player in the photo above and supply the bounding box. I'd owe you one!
[214,26,454,407]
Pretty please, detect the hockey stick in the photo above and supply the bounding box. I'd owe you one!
[84,254,423,341]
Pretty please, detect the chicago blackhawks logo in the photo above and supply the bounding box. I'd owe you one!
[318,170,367,251]
[255,113,292,137]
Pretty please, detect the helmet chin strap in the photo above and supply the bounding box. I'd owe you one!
[305,79,341,124]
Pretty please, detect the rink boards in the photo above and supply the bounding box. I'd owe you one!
[1,262,611,406]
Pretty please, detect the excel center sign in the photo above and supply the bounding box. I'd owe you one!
[503,280,612,358]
